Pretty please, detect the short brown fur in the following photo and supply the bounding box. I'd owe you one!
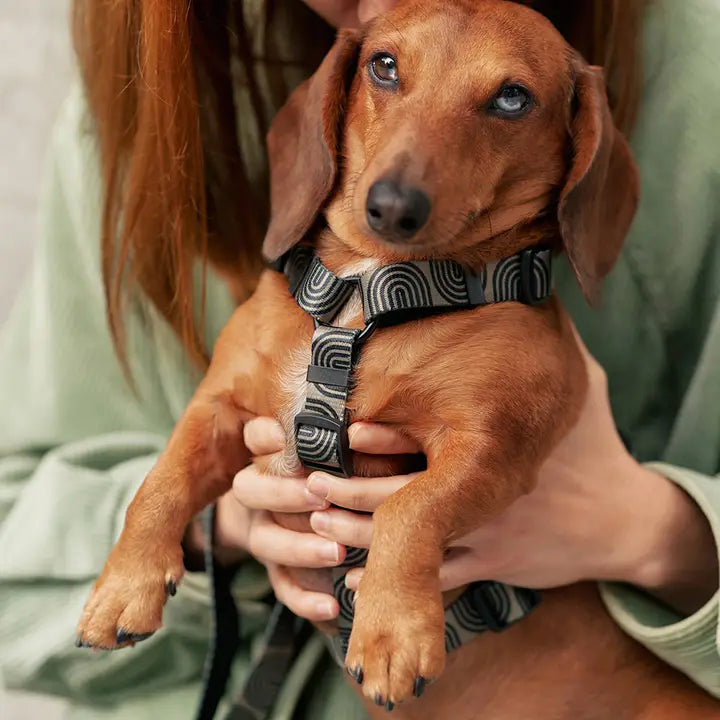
[78,1,718,716]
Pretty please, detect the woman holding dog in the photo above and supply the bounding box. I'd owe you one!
[0,0,718,718]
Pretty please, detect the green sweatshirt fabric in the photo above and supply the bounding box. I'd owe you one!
[0,0,719,716]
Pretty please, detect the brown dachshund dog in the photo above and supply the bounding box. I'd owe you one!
[78,0,720,717]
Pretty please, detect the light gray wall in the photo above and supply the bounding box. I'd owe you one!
[0,3,73,717]
[0,0,74,323]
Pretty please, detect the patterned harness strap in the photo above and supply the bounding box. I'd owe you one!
[285,245,552,477]
[279,245,551,665]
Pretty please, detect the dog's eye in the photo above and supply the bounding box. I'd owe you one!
[369,53,399,87]
[491,84,532,117]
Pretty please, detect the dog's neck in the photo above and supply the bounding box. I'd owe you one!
[314,217,561,278]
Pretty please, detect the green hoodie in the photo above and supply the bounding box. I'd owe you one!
[1,0,719,717]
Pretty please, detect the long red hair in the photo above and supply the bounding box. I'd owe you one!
[72,0,647,370]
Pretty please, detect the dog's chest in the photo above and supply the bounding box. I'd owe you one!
[270,259,378,475]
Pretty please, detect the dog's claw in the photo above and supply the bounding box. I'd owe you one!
[414,676,426,698]
[166,580,177,597]
[75,636,93,649]
[116,630,154,646]
[385,700,395,712]
[375,693,384,707]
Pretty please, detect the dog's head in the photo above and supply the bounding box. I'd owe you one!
[263,0,639,304]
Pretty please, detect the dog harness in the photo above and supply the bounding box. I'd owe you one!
[276,244,553,665]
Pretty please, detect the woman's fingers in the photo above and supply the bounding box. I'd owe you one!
[266,563,339,622]
[344,567,363,592]
[247,511,345,568]
[343,554,482,593]
[300,0,396,28]
[438,548,491,591]
[233,464,328,513]
[310,508,374,548]
[306,470,416,511]
[348,422,422,455]
[343,548,493,593]
[243,417,286,456]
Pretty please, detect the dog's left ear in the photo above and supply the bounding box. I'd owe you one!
[263,29,363,261]
[558,61,640,305]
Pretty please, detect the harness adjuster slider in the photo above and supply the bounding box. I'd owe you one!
[294,412,353,478]
[519,247,546,306]
[306,365,351,389]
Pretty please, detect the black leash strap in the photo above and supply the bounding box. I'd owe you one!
[194,505,312,720]
[195,505,241,720]
[223,604,311,720]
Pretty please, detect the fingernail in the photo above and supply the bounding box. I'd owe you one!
[318,541,340,563]
[314,599,336,619]
[311,511,330,532]
[303,487,329,509]
[347,425,366,449]
[307,473,330,499]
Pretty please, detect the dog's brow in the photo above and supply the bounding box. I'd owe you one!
[364,30,402,59]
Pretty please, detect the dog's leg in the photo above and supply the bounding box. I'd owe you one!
[345,430,534,708]
[75,377,253,649]
[72,283,289,650]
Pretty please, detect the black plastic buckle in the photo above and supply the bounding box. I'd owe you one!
[356,319,378,347]
[293,412,353,478]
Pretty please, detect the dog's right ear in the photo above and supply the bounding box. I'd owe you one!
[263,30,363,262]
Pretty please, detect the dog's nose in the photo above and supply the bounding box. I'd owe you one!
[365,180,431,240]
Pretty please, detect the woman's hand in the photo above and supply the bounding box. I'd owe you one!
[300,0,396,28]
[208,418,346,622]
[306,337,719,616]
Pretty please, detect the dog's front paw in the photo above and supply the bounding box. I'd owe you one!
[76,541,184,650]
[345,580,446,710]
